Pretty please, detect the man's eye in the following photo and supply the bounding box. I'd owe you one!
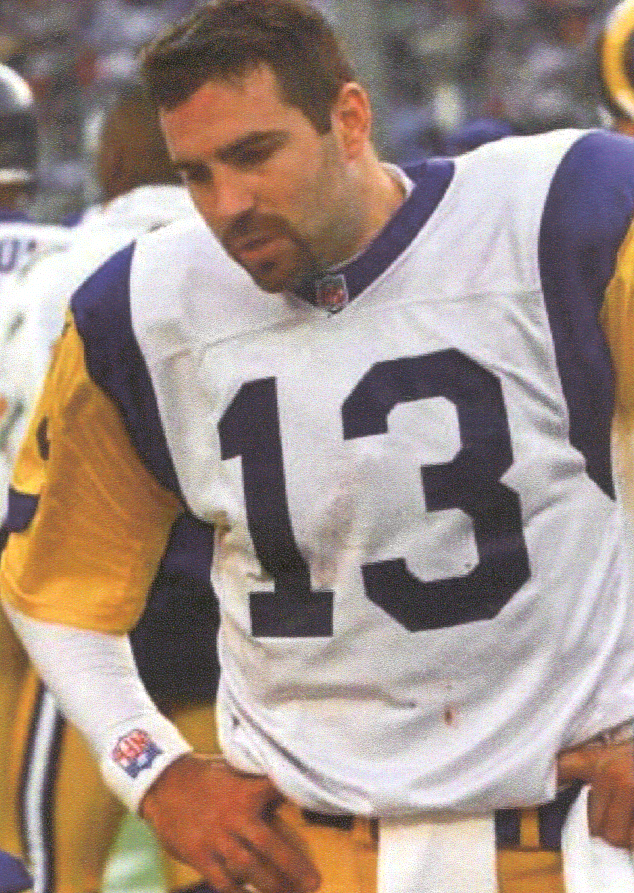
[179,167,210,184]
[233,145,275,166]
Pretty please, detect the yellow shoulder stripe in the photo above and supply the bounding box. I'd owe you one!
[601,214,634,418]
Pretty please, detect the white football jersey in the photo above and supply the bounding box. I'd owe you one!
[0,213,70,516]
[10,184,195,379]
[0,212,69,289]
[8,127,634,817]
[112,128,634,813]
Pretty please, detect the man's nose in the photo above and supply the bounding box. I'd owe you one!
[206,167,255,224]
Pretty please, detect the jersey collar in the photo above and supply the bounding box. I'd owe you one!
[293,157,455,312]
[0,208,32,223]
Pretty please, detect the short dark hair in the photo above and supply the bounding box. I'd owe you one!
[139,0,356,133]
[97,82,181,200]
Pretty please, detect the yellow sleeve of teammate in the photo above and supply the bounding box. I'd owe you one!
[602,217,634,418]
[0,313,182,633]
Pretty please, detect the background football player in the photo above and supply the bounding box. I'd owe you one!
[597,0,634,135]
[0,62,70,893]
[0,63,69,269]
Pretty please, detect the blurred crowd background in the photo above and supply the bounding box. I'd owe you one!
[0,0,619,222]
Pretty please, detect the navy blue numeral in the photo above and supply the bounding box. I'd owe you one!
[343,350,530,630]
[0,239,20,273]
[219,351,530,637]
[219,378,334,636]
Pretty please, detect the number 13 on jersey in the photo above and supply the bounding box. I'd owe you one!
[218,348,531,638]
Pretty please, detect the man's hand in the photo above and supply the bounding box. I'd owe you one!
[140,753,321,893]
[557,737,634,848]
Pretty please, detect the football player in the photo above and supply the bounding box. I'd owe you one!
[0,64,70,513]
[6,1,634,891]
[0,84,221,893]
[0,64,69,285]
[597,0,634,134]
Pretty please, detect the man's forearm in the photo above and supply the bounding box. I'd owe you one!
[3,599,192,811]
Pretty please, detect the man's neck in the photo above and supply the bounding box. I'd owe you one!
[337,160,407,269]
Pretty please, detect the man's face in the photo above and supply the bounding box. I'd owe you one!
[160,65,353,292]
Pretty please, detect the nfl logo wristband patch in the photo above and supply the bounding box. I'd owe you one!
[101,714,192,813]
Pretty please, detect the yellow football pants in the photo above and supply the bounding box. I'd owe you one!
[274,803,565,893]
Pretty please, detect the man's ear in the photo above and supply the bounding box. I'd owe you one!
[331,82,372,159]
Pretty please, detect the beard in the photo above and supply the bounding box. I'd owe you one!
[220,209,322,293]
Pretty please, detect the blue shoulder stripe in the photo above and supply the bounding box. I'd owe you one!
[158,511,215,584]
[539,130,634,498]
[0,850,32,893]
[70,242,182,497]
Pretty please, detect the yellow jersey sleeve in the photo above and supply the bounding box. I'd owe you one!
[0,314,183,633]
[601,215,634,420]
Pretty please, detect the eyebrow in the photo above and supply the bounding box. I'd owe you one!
[215,129,289,164]
[172,129,290,173]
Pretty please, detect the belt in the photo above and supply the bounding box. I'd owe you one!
[302,809,379,840]
[302,809,356,829]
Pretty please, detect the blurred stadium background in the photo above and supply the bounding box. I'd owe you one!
[0,1,622,890]
[0,0,618,223]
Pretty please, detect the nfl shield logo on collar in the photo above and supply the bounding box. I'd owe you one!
[315,273,349,313]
